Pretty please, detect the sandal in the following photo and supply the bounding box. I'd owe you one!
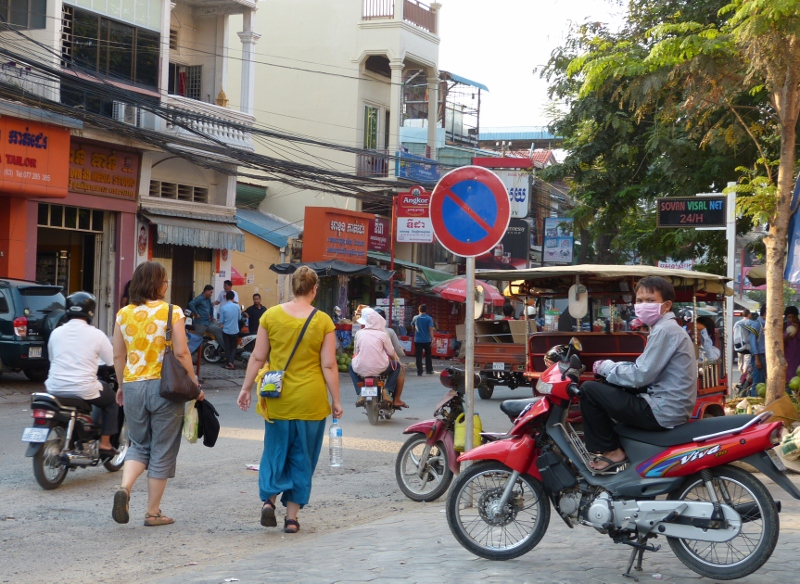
[224,363,235,370]
[144,511,174,527]
[355,397,366,407]
[590,455,629,474]
[392,402,409,409]
[260,500,277,527]
[284,517,300,534]
[112,486,130,524]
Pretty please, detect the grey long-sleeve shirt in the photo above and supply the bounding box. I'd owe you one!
[596,312,697,428]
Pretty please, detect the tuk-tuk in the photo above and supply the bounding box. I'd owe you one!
[476,264,732,421]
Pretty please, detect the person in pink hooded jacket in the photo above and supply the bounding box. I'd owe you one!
[348,307,404,407]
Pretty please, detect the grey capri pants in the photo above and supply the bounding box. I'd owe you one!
[123,379,184,479]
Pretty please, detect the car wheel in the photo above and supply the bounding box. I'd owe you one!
[24,368,48,383]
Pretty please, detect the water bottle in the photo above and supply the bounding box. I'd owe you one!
[329,419,343,467]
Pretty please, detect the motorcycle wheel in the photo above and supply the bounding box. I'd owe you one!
[446,460,550,560]
[477,382,494,400]
[104,419,130,472]
[667,465,779,580]
[395,433,453,502]
[32,426,68,490]
[202,341,223,363]
[366,400,380,425]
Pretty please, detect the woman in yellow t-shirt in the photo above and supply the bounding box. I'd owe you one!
[111,261,203,527]
[237,266,342,534]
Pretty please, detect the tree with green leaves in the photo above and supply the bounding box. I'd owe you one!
[548,0,799,404]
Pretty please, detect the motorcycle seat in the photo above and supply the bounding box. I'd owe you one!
[44,395,92,412]
[500,397,542,419]
[615,414,757,447]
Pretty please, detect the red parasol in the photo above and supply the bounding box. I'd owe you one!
[230,265,247,286]
[431,277,506,307]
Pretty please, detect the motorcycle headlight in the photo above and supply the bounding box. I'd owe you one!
[536,378,553,395]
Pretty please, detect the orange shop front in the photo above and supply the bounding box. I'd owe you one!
[0,116,71,280]
[33,140,140,333]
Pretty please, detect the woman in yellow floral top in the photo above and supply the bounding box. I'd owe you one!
[111,261,203,527]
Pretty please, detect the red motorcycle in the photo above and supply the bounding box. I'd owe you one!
[446,338,800,580]
[396,367,515,502]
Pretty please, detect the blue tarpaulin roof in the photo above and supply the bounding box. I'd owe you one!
[443,72,489,92]
[236,209,302,249]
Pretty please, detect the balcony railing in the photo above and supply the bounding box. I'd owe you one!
[361,0,436,34]
[164,94,254,150]
[403,0,436,34]
[357,149,390,178]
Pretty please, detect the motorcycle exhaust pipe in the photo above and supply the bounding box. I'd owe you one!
[60,453,95,467]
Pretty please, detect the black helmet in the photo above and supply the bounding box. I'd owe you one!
[544,344,569,367]
[66,292,96,323]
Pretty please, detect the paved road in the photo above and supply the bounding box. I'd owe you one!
[2,363,800,583]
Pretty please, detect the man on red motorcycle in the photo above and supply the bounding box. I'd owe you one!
[582,276,697,472]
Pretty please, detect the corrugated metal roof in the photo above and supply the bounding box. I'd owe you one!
[236,209,302,249]
[143,213,245,252]
[236,183,267,208]
[479,126,559,141]
[442,71,489,92]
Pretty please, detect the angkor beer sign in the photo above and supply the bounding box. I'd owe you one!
[657,196,726,228]
[396,185,433,243]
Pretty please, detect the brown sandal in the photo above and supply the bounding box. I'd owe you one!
[144,511,174,527]
[284,518,300,534]
[112,486,130,524]
[260,500,277,527]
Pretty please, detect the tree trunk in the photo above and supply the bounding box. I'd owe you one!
[764,92,798,405]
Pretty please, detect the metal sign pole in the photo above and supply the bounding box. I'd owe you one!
[726,184,736,394]
[464,256,476,454]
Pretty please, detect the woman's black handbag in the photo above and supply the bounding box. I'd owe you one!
[159,304,201,403]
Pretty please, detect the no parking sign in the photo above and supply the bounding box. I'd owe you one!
[429,166,511,258]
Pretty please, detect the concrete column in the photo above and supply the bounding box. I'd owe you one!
[237,11,261,117]
[393,0,403,21]
[427,73,440,160]
[431,2,441,35]
[216,15,230,103]
[160,2,175,101]
[388,60,405,162]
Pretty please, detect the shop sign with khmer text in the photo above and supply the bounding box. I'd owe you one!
[69,141,140,198]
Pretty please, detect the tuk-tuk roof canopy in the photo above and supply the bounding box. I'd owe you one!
[478,264,732,300]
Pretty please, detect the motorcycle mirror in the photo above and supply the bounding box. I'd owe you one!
[569,337,583,352]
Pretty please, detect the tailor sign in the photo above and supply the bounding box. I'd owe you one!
[0,117,70,198]
[429,166,511,258]
[396,186,434,243]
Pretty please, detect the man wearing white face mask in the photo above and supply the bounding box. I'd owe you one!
[581,276,697,472]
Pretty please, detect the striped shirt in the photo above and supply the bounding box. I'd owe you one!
[597,313,697,428]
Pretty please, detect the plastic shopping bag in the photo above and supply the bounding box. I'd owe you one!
[183,399,199,444]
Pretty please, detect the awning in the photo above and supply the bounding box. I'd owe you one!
[142,212,245,252]
[269,260,394,281]
[367,251,453,284]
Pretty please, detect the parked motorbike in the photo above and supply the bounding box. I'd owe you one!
[355,373,399,425]
[22,365,129,490]
[186,309,256,365]
[445,337,800,580]
[395,367,477,501]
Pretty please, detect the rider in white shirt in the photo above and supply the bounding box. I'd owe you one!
[46,292,119,455]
